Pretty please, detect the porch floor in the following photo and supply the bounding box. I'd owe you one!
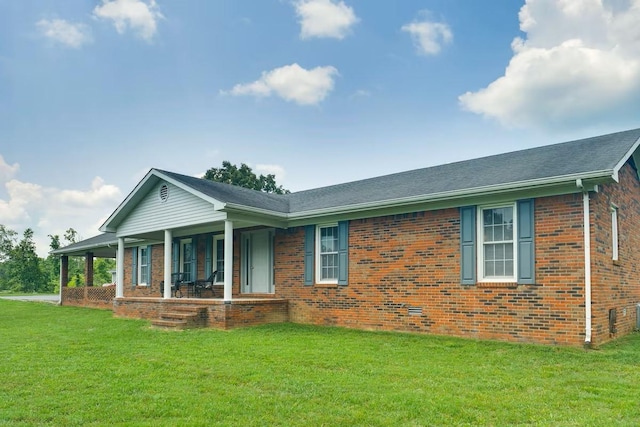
[113,296,289,330]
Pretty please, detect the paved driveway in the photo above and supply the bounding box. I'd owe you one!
[0,294,59,304]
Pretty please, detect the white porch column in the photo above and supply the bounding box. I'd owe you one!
[164,229,173,299]
[224,220,233,302]
[116,237,125,298]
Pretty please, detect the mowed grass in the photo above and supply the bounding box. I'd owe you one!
[1,301,639,426]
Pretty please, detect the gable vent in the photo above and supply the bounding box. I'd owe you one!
[159,184,169,202]
[408,306,423,316]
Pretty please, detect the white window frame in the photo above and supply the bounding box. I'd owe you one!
[477,203,518,283]
[611,205,619,261]
[138,246,149,286]
[212,235,225,284]
[316,223,339,284]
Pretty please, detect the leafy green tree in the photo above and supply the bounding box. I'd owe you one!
[94,258,116,285]
[5,229,49,292]
[203,161,289,194]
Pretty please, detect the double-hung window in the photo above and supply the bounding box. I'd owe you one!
[132,245,151,287]
[139,246,149,285]
[461,199,534,285]
[317,224,339,283]
[479,205,515,281]
[304,221,349,286]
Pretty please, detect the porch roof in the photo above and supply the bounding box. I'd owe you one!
[50,233,119,257]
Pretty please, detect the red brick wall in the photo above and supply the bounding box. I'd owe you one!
[590,162,640,345]
[275,195,592,346]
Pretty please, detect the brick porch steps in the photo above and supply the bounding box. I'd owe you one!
[151,306,208,330]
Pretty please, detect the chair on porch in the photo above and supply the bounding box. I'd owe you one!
[194,271,217,298]
[160,272,190,298]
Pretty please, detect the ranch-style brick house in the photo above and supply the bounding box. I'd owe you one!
[54,128,640,347]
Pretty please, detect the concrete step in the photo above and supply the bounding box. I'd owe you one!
[153,306,208,329]
[151,318,188,329]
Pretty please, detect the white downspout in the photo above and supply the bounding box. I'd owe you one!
[582,190,592,345]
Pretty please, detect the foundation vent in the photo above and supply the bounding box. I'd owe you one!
[609,308,617,334]
[408,306,423,316]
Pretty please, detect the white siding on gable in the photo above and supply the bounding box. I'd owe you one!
[117,181,226,236]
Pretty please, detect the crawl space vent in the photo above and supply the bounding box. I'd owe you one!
[159,184,169,202]
[408,306,423,316]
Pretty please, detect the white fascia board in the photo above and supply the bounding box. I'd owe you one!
[612,135,640,182]
[223,204,289,229]
[51,237,143,256]
[224,203,288,220]
[287,170,615,222]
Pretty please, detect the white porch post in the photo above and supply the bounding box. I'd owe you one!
[224,220,233,302]
[164,229,173,299]
[116,237,125,298]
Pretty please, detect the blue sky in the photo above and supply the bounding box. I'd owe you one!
[2,0,640,256]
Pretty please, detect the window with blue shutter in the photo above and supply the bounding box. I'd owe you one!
[517,199,535,284]
[463,200,535,285]
[337,221,349,285]
[205,235,212,277]
[304,225,315,285]
[131,247,138,288]
[460,206,476,285]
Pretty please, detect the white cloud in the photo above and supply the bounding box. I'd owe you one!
[36,19,93,48]
[225,63,339,106]
[256,164,286,181]
[0,155,19,182]
[401,13,453,56]
[294,0,359,39]
[57,177,121,208]
[459,0,640,128]
[93,0,163,41]
[0,176,122,257]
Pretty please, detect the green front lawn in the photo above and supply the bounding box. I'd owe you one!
[1,300,639,426]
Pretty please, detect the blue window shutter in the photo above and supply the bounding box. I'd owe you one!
[304,225,315,285]
[517,199,535,284]
[460,206,476,285]
[205,236,212,277]
[131,247,138,287]
[338,221,349,286]
[191,237,197,282]
[172,240,179,277]
[147,245,152,287]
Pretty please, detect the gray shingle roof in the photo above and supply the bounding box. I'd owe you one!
[159,128,640,214]
[287,128,640,212]
[157,169,290,213]
[50,233,118,256]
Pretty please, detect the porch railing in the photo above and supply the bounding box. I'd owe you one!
[61,285,115,309]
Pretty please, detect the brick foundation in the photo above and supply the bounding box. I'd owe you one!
[113,297,289,329]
